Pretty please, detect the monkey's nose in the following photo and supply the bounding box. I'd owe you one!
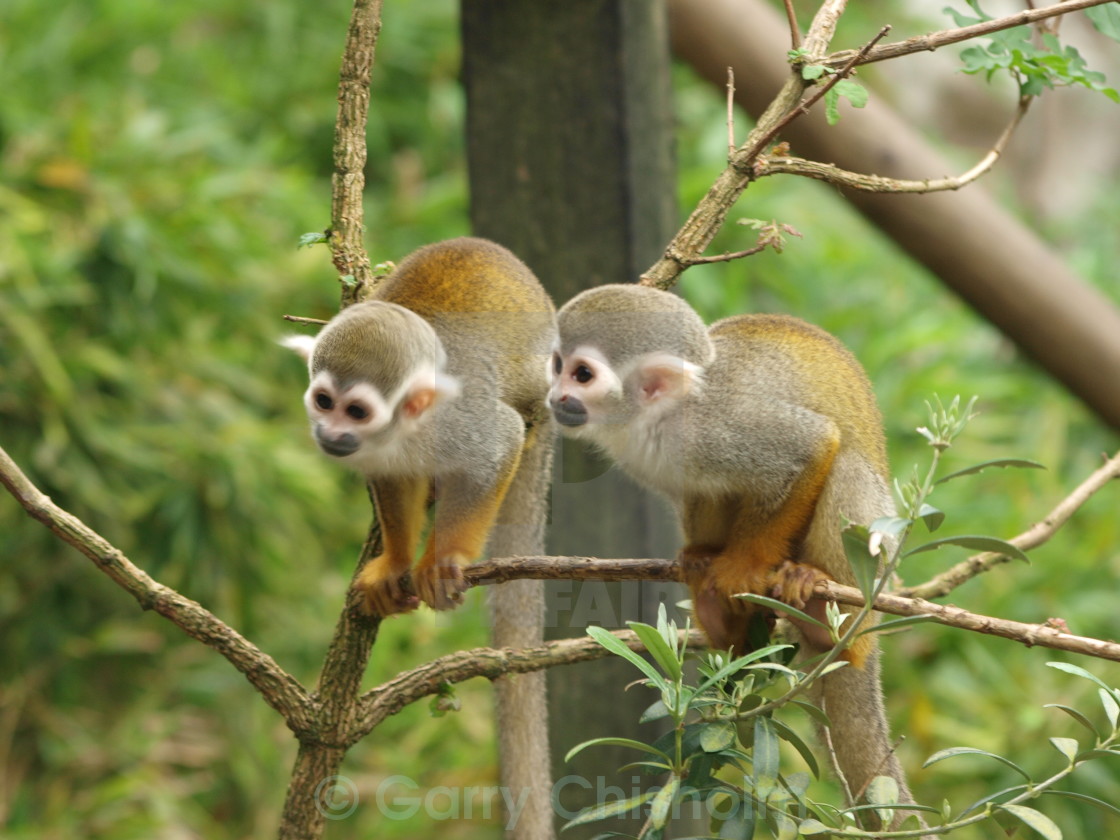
[316,431,360,457]
[550,396,588,427]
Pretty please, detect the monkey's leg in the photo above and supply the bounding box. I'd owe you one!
[356,475,429,616]
[707,428,841,652]
[413,446,524,611]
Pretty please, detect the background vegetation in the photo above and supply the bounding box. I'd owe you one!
[1,0,1117,837]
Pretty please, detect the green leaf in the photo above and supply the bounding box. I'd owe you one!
[1087,3,1120,43]
[922,746,1030,779]
[866,775,900,828]
[772,810,798,840]
[936,458,1046,485]
[1043,704,1100,738]
[997,804,1062,840]
[297,230,328,249]
[735,593,829,631]
[772,718,820,778]
[587,625,667,689]
[648,777,679,829]
[916,503,945,532]
[904,534,1029,562]
[753,717,781,798]
[695,644,792,695]
[717,796,757,838]
[1047,661,1120,699]
[1050,737,1079,762]
[1044,789,1120,818]
[834,79,868,108]
[627,621,682,683]
[1100,687,1120,730]
[564,736,672,765]
[640,698,671,724]
[561,789,655,830]
[700,721,737,753]
[790,698,832,728]
[799,819,830,835]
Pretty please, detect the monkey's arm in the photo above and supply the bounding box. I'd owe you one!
[356,475,429,616]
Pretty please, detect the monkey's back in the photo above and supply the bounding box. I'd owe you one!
[373,237,557,417]
[708,313,890,481]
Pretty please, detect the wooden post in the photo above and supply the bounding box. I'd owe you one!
[462,1,686,836]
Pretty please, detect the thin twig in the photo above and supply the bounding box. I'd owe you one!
[825,0,1115,68]
[727,67,736,157]
[282,314,330,326]
[755,92,1033,193]
[901,449,1120,600]
[0,444,315,732]
[783,0,802,50]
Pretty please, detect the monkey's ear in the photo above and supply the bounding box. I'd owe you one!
[636,353,704,407]
[280,334,317,362]
[400,368,461,421]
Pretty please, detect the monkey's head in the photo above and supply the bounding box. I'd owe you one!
[549,284,714,438]
[283,302,460,472]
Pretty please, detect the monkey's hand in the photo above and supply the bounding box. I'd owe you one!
[769,560,835,651]
[412,553,469,611]
[355,555,420,617]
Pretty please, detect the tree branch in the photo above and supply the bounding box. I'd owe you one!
[826,0,1117,69]
[330,0,384,306]
[0,444,315,733]
[354,630,705,741]
[755,93,1032,193]
[900,449,1120,600]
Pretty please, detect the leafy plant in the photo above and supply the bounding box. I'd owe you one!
[568,398,1120,838]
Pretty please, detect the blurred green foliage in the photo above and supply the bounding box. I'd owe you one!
[0,0,1117,838]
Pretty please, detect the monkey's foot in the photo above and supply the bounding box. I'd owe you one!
[354,555,419,617]
[677,544,721,587]
[769,561,834,650]
[413,554,468,611]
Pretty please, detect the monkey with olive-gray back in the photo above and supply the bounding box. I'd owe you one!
[284,237,557,616]
[549,284,923,833]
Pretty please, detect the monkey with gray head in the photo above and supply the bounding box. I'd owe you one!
[548,283,924,833]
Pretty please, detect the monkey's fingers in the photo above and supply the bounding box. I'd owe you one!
[354,556,420,617]
[413,554,468,611]
[769,560,834,650]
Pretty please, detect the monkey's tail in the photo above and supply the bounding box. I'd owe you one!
[816,650,932,838]
[487,418,555,840]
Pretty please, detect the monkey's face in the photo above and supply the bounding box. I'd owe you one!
[547,345,622,432]
[303,371,394,459]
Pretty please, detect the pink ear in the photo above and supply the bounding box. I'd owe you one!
[403,387,437,419]
[637,356,697,405]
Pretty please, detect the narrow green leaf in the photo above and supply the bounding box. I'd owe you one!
[587,625,667,688]
[773,810,798,840]
[1100,687,1120,730]
[1044,789,1120,817]
[564,736,672,765]
[772,718,821,778]
[735,593,828,630]
[904,535,1029,562]
[1050,737,1079,762]
[935,458,1045,485]
[790,698,832,728]
[753,717,781,798]
[922,747,1030,779]
[695,644,791,695]
[998,804,1062,840]
[867,516,912,537]
[1087,4,1120,43]
[798,818,830,834]
[561,789,655,830]
[628,621,682,682]
[640,698,671,724]
[1043,704,1100,738]
[1048,661,1119,697]
[648,777,679,829]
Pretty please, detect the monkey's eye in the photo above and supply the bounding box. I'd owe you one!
[314,392,334,411]
[552,353,562,375]
[574,364,593,384]
[345,404,369,421]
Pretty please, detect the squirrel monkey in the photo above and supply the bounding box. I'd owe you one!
[286,237,557,839]
[284,237,556,615]
[548,283,919,830]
